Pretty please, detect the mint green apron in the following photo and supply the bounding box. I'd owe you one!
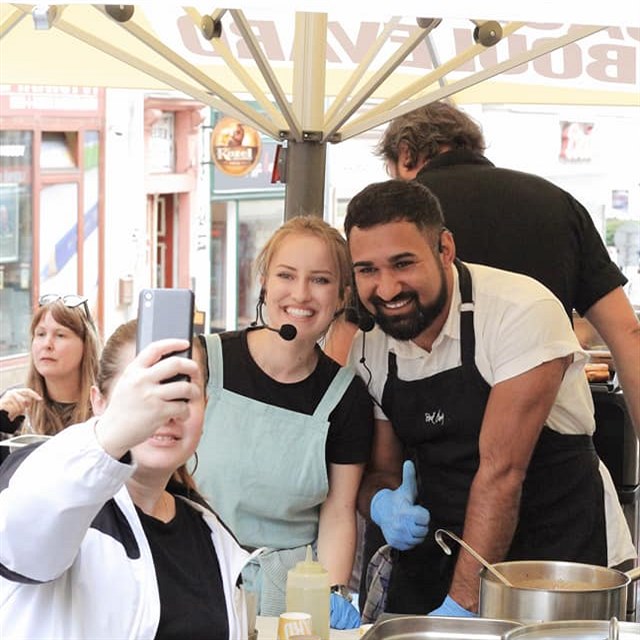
[195,333,354,614]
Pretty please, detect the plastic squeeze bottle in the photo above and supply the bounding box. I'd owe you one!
[285,545,330,640]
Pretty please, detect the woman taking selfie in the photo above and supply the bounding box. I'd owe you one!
[196,216,373,627]
[0,320,252,639]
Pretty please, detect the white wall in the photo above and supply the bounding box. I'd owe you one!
[190,107,212,327]
[103,89,147,338]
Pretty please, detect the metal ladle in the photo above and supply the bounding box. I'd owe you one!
[435,528,513,587]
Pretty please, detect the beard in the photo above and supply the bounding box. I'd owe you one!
[372,264,448,341]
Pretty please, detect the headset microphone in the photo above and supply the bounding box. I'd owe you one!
[251,288,297,341]
[357,314,375,333]
[263,323,297,341]
[339,302,375,333]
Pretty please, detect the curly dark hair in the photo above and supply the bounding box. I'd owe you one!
[376,100,486,170]
[344,179,445,250]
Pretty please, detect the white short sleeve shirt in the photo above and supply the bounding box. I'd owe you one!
[349,263,594,435]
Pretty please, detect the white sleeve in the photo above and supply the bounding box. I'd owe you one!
[482,296,587,385]
[0,421,133,582]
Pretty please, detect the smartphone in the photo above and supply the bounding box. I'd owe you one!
[136,288,195,382]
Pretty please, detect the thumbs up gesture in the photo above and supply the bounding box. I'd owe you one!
[370,460,431,551]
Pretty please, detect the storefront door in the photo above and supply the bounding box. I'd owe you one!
[149,193,176,288]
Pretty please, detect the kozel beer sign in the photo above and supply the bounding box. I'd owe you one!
[210,117,262,177]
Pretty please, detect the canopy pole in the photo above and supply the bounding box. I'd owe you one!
[283,137,327,220]
[283,12,327,220]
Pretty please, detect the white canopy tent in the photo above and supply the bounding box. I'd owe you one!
[1,2,638,216]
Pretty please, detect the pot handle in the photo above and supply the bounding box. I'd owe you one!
[608,616,619,640]
[624,565,640,583]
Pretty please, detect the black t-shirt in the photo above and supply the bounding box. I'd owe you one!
[0,386,25,436]
[219,330,373,464]
[137,498,229,640]
[416,149,626,318]
[0,409,23,435]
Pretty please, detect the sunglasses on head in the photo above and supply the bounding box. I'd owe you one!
[38,293,94,326]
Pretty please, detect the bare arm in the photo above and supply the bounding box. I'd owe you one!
[584,287,640,438]
[324,317,358,366]
[317,462,365,584]
[356,418,404,518]
[448,356,571,611]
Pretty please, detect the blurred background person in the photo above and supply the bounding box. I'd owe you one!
[0,294,100,441]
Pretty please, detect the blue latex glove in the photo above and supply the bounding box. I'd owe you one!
[370,460,430,551]
[428,595,476,617]
[330,592,361,629]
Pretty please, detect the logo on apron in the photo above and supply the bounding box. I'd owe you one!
[424,409,445,427]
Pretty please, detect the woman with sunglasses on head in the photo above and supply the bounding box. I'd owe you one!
[195,216,373,629]
[0,294,100,439]
[0,320,252,639]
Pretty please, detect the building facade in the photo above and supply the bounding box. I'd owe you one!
[0,86,209,386]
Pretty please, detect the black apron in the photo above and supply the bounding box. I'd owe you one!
[380,260,606,614]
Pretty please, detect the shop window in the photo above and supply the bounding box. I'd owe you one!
[38,131,100,327]
[39,182,80,294]
[209,203,227,332]
[236,200,283,328]
[149,112,175,173]
[82,131,100,309]
[0,130,33,358]
[40,131,78,170]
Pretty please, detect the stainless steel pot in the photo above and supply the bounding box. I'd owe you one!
[479,560,640,623]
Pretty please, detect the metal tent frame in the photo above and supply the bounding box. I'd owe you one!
[1,3,638,217]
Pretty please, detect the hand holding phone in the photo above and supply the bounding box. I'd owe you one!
[95,336,198,458]
[136,288,195,383]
